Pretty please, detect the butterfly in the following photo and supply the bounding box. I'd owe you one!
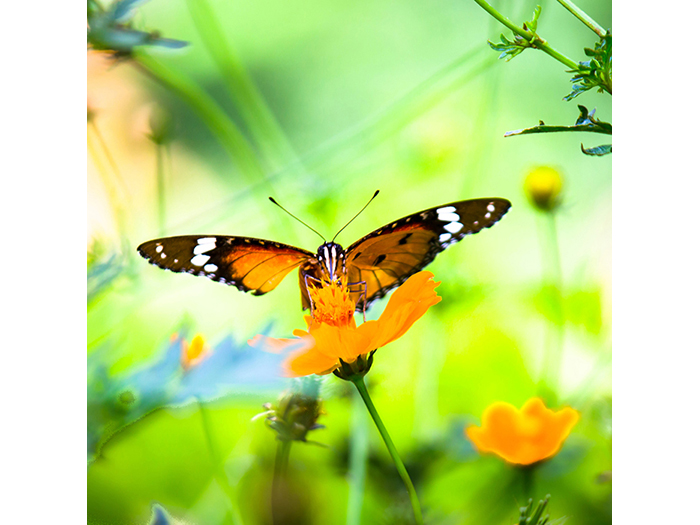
[137,196,511,313]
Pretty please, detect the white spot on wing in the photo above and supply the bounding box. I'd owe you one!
[194,243,216,255]
[197,237,216,244]
[437,206,460,222]
[444,221,463,234]
[191,254,210,266]
[155,245,163,253]
[487,203,496,212]
[439,233,451,243]
[485,212,491,219]
[204,263,218,272]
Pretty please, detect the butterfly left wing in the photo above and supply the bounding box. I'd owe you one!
[137,235,315,295]
[344,198,511,310]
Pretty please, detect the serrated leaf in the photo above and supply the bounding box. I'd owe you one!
[524,5,542,32]
[566,34,612,99]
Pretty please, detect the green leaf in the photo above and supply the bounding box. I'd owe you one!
[487,6,542,61]
[524,5,542,33]
[565,33,612,100]
[505,105,611,138]
[87,0,188,58]
[581,143,612,156]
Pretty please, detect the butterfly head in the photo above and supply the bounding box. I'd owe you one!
[316,242,346,284]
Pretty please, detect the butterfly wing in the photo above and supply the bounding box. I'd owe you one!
[137,236,315,295]
[344,198,511,310]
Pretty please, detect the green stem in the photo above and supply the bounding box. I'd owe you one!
[155,143,166,236]
[346,390,369,525]
[556,0,607,38]
[272,439,292,525]
[198,400,244,525]
[520,465,536,502]
[538,213,565,395]
[350,376,424,525]
[132,51,266,183]
[473,0,580,70]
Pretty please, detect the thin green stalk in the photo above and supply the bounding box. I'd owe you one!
[185,0,305,175]
[346,391,369,525]
[350,376,423,525]
[520,465,536,502]
[198,400,244,525]
[556,0,607,38]
[473,0,580,70]
[155,143,166,236]
[538,212,565,395]
[272,439,292,525]
[132,50,266,183]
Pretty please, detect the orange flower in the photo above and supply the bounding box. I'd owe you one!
[466,398,579,465]
[249,271,441,377]
[180,334,209,370]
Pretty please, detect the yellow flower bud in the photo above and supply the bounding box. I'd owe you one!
[524,166,563,212]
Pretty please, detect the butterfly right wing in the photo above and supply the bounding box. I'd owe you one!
[344,198,511,310]
[137,236,315,295]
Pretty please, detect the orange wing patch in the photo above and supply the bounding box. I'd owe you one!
[221,245,312,294]
[137,235,315,296]
[346,228,437,307]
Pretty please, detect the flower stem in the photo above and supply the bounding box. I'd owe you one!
[197,400,244,525]
[272,439,292,525]
[537,212,565,396]
[350,376,424,525]
[520,465,536,502]
[346,390,369,525]
[556,0,607,38]
[473,0,580,70]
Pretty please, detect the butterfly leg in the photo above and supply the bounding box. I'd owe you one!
[346,280,368,322]
[303,274,325,318]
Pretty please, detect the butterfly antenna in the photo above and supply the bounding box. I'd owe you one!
[332,190,380,243]
[269,197,326,242]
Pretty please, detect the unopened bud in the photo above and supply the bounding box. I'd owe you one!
[524,166,563,212]
[260,378,324,442]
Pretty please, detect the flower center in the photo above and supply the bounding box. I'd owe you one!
[308,282,355,326]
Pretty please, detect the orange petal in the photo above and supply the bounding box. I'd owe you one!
[364,271,441,349]
[307,322,373,363]
[283,346,341,377]
[466,398,579,465]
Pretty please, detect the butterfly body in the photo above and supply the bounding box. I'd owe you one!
[137,197,511,311]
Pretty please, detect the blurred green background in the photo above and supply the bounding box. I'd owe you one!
[87,0,611,522]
